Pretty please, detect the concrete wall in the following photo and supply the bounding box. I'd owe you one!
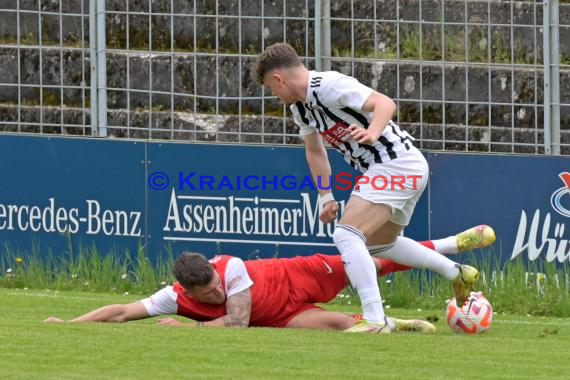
[0,0,569,153]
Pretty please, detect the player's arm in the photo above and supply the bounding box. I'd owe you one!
[45,301,151,323]
[349,91,396,145]
[158,289,252,328]
[304,132,338,223]
[203,288,252,327]
[305,131,332,193]
[71,301,151,322]
[328,75,396,145]
[47,286,178,323]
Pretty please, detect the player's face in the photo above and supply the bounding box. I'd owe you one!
[263,71,297,105]
[187,272,226,305]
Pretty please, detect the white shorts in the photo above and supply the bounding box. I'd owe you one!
[351,147,429,226]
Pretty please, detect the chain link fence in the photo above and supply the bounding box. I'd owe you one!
[0,0,568,154]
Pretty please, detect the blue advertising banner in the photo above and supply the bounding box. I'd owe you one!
[428,153,570,264]
[146,142,356,259]
[1,134,568,266]
[0,135,145,255]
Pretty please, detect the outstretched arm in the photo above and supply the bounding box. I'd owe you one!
[305,131,331,196]
[45,301,151,323]
[304,132,338,224]
[158,288,252,328]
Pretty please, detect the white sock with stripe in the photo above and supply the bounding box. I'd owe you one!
[370,236,460,280]
[333,224,385,324]
[432,236,459,254]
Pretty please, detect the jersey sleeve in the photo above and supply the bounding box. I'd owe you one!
[327,74,374,111]
[224,257,254,297]
[290,103,317,136]
[140,286,178,316]
[297,119,317,137]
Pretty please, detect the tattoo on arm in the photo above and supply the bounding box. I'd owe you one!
[223,288,252,328]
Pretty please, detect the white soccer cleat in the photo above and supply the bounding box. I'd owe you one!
[388,317,436,333]
[452,264,481,306]
[344,317,395,333]
[456,225,496,252]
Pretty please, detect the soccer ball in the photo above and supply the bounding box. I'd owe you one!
[446,291,492,334]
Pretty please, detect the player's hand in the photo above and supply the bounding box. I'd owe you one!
[348,124,379,145]
[157,318,188,327]
[320,200,339,224]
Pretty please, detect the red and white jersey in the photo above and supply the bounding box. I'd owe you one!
[141,254,348,327]
[290,70,415,173]
[141,255,253,321]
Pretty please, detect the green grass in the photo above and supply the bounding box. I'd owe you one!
[374,250,570,317]
[0,239,175,295]
[2,243,570,317]
[0,288,569,379]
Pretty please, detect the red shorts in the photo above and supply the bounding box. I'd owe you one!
[270,254,348,328]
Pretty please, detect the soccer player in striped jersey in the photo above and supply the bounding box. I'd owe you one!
[253,43,481,332]
[44,225,495,333]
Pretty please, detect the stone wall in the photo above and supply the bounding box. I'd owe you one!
[0,0,569,153]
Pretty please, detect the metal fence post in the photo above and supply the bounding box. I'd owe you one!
[314,0,331,72]
[315,0,321,70]
[550,0,561,155]
[543,0,561,155]
[89,0,107,137]
[89,0,98,135]
[96,0,108,137]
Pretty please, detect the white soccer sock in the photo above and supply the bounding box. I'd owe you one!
[432,236,459,254]
[370,236,460,280]
[333,224,385,324]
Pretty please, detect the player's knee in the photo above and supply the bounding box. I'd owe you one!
[333,224,366,246]
[332,227,348,245]
[337,318,357,330]
[328,314,358,330]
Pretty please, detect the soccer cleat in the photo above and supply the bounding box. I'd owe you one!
[388,318,436,333]
[456,225,496,252]
[452,264,480,306]
[344,317,394,333]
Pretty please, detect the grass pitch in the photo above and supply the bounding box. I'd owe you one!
[1,289,569,379]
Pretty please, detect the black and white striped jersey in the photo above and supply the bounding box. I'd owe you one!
[290,70,415,173]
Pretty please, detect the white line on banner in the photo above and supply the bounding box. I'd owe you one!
[163,236,336,247]
[177,196,227,201]
[259,198,301,204]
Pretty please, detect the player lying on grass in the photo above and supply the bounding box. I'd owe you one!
[46,225,495,333]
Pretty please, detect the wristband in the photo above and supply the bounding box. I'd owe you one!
[319,193,335,208]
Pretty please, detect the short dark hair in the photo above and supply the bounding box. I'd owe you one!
[172,252,214,289]
[253,42,303,84]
